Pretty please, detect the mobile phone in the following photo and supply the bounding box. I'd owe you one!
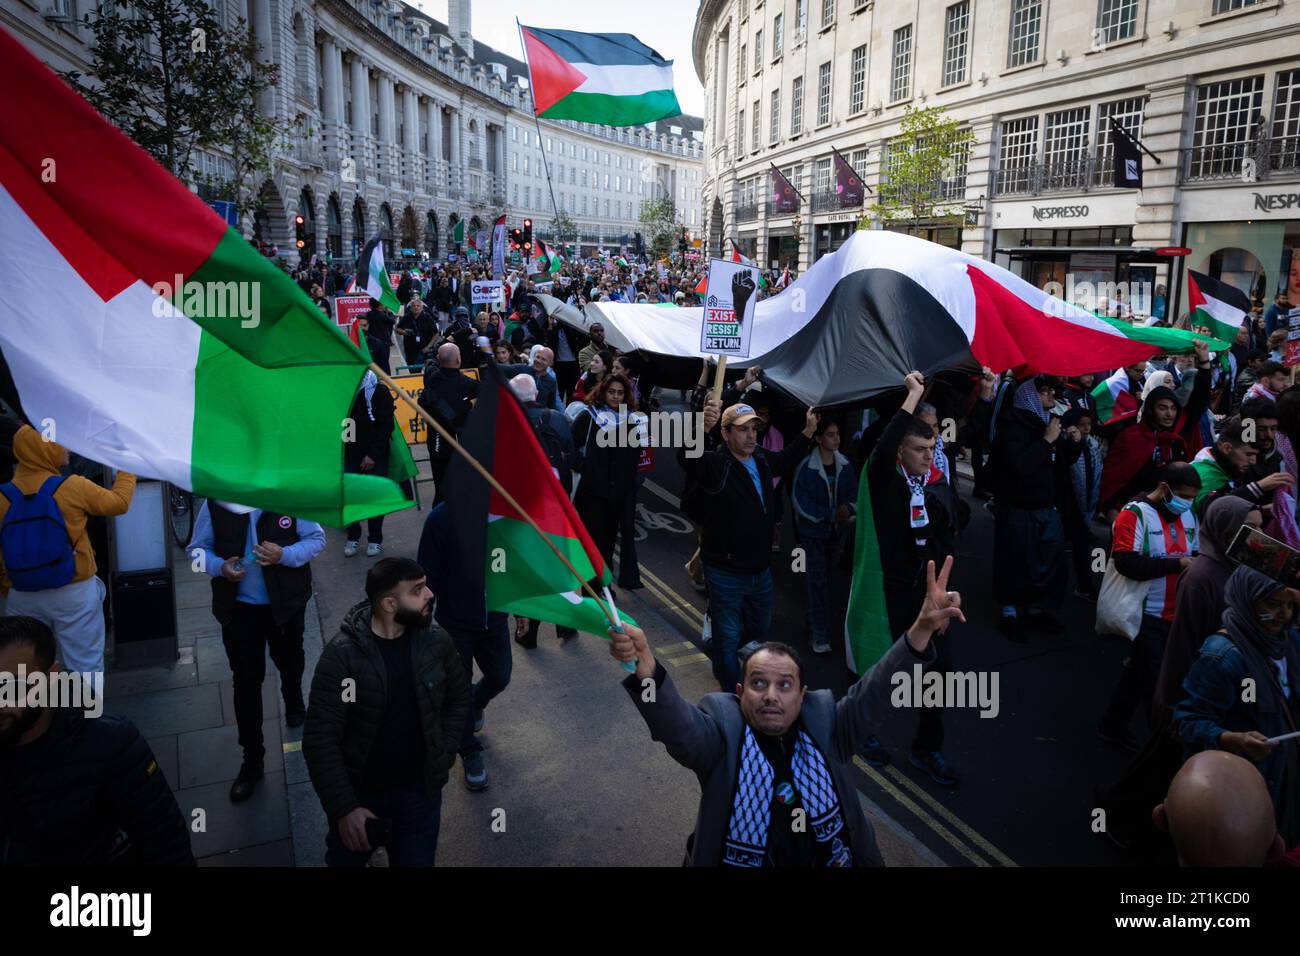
[1225,525,1300,588]
[364,817,391,848]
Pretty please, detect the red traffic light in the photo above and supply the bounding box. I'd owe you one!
[295,239,305,249]
[523,218,532,229]
[294,215,305,226]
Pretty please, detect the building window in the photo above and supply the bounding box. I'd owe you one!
[752,99,761,151]
[1096,0,1137,44]
[821,0,835,30]
[849,45,867,114]
[1043,107,1090,188]
[1095,96,1146,185]
[739,0,748,20]
[582,195,588,214]
[795,0,807,35]
[1212,0,1262,12]
[890,25,913,102]
[754,30,763,70]
[773,14,783,57]
[817,61,832,125]
[770,89,781,144]
[511,154,518,172]
[738,108,746,153]
[791,76,804,134]
[996,116,1040,194]
[524,186,531,207]
[1272,68,1300,144]
[815,157,832,196]
[850,148,869,178]
[513,184,519,205]
[523,157,530,174]
[942,2,970,87]
[1190,76,1264,179]
[604,199,611,217]
[739,43,747,85]
[1008,0,1043,67]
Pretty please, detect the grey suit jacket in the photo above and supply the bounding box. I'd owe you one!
[623,634,935,866]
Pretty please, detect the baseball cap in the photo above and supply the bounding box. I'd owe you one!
[722,403,762,428]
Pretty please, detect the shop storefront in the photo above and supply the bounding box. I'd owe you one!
[989,193,1173,318]
[1179,184,1300,327]
[766,230,799,270]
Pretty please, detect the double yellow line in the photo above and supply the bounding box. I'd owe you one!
[615,546,711,668]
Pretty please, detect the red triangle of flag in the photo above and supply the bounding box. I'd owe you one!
[694,275,708,295]
[522,29,588,116]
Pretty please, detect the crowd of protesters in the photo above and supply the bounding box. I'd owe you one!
[3,242,1298,870]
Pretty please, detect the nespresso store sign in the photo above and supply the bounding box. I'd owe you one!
[992,193,1135,229]
[1253,191,1300,212]
[1032,203,1089,220]
[1181,186,1300,221]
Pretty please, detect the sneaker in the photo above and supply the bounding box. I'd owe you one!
[1025,610,1064,634]
[858,735,890,768]
[811,638,831,654]
[343,540,359,558]
[910,750,961,787]
[463,751,489,791]
[366,542,382,558]
[1096,722,1140,752]
[998,615,1029,644]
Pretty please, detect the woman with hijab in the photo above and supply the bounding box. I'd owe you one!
[1175,566,1300,843]
[342,370,395,558]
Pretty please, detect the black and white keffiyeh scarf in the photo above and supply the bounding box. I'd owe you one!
[722,724,851,867]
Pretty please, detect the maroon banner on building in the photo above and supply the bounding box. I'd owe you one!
[832,148,865,208]
[770,164,801,214]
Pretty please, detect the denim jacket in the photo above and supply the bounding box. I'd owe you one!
[1174,631,1300,810]
[791,449,857,541]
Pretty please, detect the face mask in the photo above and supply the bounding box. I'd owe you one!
[1165,493,1194,517]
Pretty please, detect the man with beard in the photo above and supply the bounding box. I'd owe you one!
[304,558,469,867]
[0,616,193,865]
[1098,340,1213,519]
[1191,416,1293,516]
[1242,397,1283,484]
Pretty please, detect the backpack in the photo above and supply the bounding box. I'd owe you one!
[531,409,572,483]
[0,476,76,591]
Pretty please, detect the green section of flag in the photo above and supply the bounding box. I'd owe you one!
[452,219,465,244]
[486,517,631,636]
[1097,314,1231,352]
[843,465,893,674]
[539,89,681,126]
[185,228,415,528]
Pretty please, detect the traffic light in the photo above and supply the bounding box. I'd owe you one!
[294,214,307,250]
[522,218,533,255]
[510,227,523,250]
[678,227,688,253]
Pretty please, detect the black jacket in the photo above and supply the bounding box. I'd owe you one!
[0,707,195,866]
[419,365,479,460]
[867,408,956,593]
[397,308,438,353]
[304,600,470,822]
[989,409,1078,510]
[209,505,313,627]
[346,381,396,465]
[684,431,812,573]
[571,407,639,502]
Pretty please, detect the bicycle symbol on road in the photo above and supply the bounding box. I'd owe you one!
[632,504,693,541]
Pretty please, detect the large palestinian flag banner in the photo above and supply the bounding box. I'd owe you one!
[444,363,634,635]
[520,25,681,126]
[0,27,415,527]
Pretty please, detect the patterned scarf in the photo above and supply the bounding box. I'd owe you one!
[1266,431,1300,550]
[723,724,851,867]
[1011,377,1051,424]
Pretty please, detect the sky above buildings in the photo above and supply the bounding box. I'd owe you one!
[414,0,707,117]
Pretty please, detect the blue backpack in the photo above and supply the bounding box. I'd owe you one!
[0,476,76,591]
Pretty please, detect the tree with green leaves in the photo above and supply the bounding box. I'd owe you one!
[65,0,288,221]
[872,104,972,229]
[639,198,679,259]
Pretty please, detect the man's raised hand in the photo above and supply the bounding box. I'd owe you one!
[906,556,965,653]
[609,621,656,679]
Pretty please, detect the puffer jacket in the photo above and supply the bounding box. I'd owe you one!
[0,707,194,866]
[303,600,470,823]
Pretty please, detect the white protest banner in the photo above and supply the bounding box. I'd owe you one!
[471,280,504,305]
[700,257,760,358]
[534,281,555,294]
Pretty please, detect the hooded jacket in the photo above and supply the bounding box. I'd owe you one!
[0,426,135,591]
[1098,370,1210,512]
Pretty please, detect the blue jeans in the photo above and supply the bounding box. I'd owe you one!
[800,529,839,647]
[703,565,773,691]
[448,617,513,757]
[326,783,442,867]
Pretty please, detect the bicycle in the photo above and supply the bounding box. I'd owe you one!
[167,483,195,550]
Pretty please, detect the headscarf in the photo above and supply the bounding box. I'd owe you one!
[359,370,378,421]
[1221,565,1290,660]
[1199,496,1256,565]
[1011,377,1050,424]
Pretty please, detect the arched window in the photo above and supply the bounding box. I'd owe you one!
[425,211,439,257]
[326,194,343,259]
[351,198,367,259]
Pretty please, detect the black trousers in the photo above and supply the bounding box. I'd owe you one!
[886,581,947,754]
[428,455,451,505]
[220,601,306,764]
[614,478,642,587]
[575,488,624,572]
[554,361,580,403]
[1100,614,1170,737]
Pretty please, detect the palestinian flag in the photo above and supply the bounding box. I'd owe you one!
[694,274,708,295]
[1091,367,1140,426]
[355,236,401,313]
[614,255,629,268]
[1189,269,1252,346]
[452,218,465,246]
[520,25,680,126]
[730,241,768,288]
[534,238,562,275]
[444,363,634,635]
[0,28,415,527]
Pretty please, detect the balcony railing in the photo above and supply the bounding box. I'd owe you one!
[735,203,759,222]
[1180,134,1300,183]
[994,156,1121,197]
